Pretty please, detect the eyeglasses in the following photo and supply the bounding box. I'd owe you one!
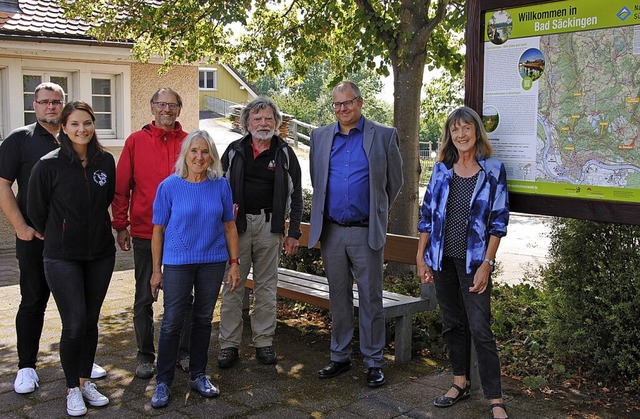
[332,96,360,110]
[35,100,64,106]
[153,101,180,110]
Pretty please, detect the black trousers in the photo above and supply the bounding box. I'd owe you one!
[433,256,503,399]
[15,236,50,370]
[44,254,114,388]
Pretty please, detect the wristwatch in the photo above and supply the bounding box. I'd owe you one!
[484,258,495,267]
[229,258,240,265]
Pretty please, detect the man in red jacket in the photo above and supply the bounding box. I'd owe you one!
[111,87,193,379]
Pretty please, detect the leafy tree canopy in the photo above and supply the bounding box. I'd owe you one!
[61,0,250,69]
[238,0,466,87]
[62,0,465,82]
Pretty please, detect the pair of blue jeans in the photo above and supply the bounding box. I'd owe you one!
[156,262,225,386]
[43,254,115,388]
[433,256,503,399]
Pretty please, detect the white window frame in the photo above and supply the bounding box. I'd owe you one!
[91,75,116,139]
[0,53,131,146]
[199,68,217,90]
[0,67,6,141]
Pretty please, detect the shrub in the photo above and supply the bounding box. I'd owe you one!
[490,283,555,385]
[542,218,640,386]
[280,246,323,275]
[280,189,324,275]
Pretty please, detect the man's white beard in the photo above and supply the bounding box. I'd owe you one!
[251,129,275,141]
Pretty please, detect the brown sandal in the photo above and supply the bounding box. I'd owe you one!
[490,402,508,419]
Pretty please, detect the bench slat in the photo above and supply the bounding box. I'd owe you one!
[296,222,419,265]
[247,268,430,318]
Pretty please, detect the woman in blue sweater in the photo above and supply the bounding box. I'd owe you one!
[149,129,240,408]
[417,107,509,419]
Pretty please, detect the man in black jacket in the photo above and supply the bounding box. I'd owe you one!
[217,97,303,368]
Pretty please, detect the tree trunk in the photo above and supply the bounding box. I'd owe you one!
[389,56,426,238]
[386,54,427,276]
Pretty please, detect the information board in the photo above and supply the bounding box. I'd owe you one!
[466,0,640,224]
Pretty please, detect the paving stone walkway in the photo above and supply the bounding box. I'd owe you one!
[0,248,629,418]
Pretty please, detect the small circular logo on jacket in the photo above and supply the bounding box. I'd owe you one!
[93,170,108,186]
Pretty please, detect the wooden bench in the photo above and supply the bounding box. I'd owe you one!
[245,222,436,363]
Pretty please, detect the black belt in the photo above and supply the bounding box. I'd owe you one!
[328,218,369,227]
[245,208,272,215]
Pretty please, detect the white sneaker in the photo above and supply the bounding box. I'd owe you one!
[81,381,109,407]
[90,363,106,379]
[14,367,39,394]
[67,387,87,416]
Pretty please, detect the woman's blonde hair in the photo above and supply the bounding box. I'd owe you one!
[175,129,222,179]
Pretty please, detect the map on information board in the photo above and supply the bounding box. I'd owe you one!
[482,0,640,203]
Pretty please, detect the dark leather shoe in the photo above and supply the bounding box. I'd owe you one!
[366,367,385,388]
[217,347,239,369]
[317,361,351,379]
[255,346,277,365]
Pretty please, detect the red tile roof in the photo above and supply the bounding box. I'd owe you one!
[0,0,92,38]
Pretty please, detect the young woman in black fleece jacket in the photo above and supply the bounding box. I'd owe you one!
[28,101,115,417]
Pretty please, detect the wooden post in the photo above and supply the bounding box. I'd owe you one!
[290,120,298,147]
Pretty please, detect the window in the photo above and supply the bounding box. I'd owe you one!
[0,56,131,145]
[23,73,71,125]
[199,69,217,90]
[91,77,115,137]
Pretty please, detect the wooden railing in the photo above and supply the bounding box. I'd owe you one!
[288,119,316,148]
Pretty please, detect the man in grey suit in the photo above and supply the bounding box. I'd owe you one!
[309,80,403,388]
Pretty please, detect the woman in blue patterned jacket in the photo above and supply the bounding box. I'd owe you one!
[417,106,509,419]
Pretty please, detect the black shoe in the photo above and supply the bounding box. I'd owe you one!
[217,347,239,369]
[433,383,471,407]
[366,367,385,388]
[255,346,277,365]
[317,360,351,379]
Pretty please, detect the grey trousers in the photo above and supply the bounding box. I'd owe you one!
[320,222,385,368]
[218,212,282,349]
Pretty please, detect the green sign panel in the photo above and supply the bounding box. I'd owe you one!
[482,0,640,203]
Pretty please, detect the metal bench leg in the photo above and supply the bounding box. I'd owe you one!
[394,315,412,363]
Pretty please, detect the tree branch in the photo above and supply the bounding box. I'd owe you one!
[281,0,301,17]
[414,0,448,46]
